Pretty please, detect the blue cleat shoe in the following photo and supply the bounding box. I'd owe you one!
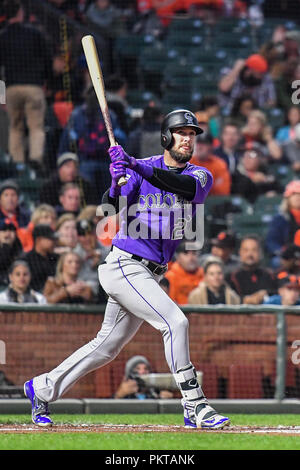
[183,399,230,430]
[24,379,53,427]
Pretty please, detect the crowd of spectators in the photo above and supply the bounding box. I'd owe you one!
[0,0,299,308]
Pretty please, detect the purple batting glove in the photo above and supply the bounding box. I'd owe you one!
[108,145,135,167]
[108,145,154,180]
[109,160,128,198]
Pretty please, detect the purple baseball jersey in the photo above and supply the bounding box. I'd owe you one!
[112,155,213,264]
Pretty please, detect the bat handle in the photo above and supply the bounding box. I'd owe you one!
[109,139,128,187]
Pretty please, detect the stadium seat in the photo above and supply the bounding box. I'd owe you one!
[229,213,272,238]
[214,32,253,51]
[126,89,160,109]
[188,47,228,65]
[167,17,207,35]
[253,194,282,215]
[165,32,205,52]
[162,61,207,90]
[263,107,285,133]
[191,77,219,96]
[228,364,264,398]
[213,17,251,34]
[114,34,156,59]
[0,151,17,179]
[205,195,253,216]
[138,43,181,77]
[161,90,192,114]
[204,195,253,238]
[267,164,296,187]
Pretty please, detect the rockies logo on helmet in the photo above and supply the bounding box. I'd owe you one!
[161,109,203,150]
[184,112,194,125]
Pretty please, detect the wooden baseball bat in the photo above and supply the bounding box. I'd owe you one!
[81,35,127,186]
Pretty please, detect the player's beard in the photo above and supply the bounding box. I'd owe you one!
[169,148,193,164]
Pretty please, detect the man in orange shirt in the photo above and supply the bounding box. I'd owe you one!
[165,241,204,305]
[190,133,231,195]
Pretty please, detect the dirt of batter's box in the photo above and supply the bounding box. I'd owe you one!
[1,424,300,435]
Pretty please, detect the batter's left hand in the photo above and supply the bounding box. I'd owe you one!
[108,145,136,169]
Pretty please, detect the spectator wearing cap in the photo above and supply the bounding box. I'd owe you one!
[227,235,276,304]
[164,241,204,305]
[190,133,231,195]
[282,123,300,173]
[0,260,47,304]
[43,251,94,304]
[0,220,22,286]
[263,273,300,306]
[218,53,276,115]
[188,258,240,305]
[199,232,240,275]
[24,224,59,292]
[113,355,173,399]
[0,179,30,237]
[266,181,300,267]
[231,147,282,203]
[38,152,98,208]
[241,110,282,161]
[17,204,57,253]
[74,218,110,301]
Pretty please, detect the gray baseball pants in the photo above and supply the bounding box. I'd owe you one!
[33,247,202,403]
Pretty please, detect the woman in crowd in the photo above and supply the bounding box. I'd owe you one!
[242,109,282,161]
[18,204,57,252]
[43,251,94,304]
[188,258,240,305]
[0,260,47,304]
[54,213,78,254]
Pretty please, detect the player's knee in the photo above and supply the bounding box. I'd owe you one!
[171,315,189,336]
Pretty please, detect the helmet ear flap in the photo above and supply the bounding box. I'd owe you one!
[161,128,172,149]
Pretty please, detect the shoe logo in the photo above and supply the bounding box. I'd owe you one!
[204,418,216,424]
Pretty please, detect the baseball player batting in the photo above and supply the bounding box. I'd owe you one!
[24,109,230,430]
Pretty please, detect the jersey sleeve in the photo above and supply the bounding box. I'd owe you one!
[186,165,213,203]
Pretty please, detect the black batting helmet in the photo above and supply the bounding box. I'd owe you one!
[161,109,203,150]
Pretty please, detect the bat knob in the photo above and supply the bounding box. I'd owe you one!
[118,176,127,187]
